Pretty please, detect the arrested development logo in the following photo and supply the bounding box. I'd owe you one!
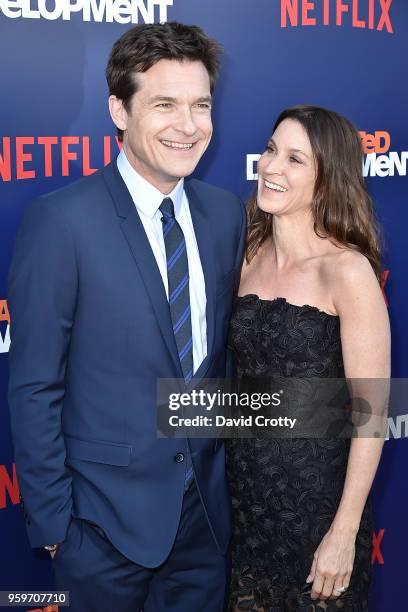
[0,300,10,353]
[280,0,394,33]
[360,131,407,177]
[0,0,173,23]
[247,131,407,180]
[377,269,405,444]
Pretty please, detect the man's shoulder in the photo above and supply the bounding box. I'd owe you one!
[33,165,108,216]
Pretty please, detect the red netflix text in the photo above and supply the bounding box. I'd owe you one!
[0,464,20,510]
[0,136,122,182]
[281,0,393,33]
[372,528,385,564]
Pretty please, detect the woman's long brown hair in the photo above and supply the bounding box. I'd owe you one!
[246,105,383,281]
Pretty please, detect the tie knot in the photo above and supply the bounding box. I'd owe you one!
[160,197,175,220]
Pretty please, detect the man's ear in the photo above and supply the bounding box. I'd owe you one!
[109,96,127,132]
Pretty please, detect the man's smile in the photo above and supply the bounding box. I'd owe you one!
[160,139,196,150]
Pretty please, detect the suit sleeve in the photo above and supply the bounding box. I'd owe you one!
[7,197,78,547]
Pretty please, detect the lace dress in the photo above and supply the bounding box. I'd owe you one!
[226,295,372,611]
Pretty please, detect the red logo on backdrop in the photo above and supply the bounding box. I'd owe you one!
[359,131,390,154]
[281,0,393,33]
[0,463,20,509]
[0,299,10,353]
[0,136,122,182]
[0,300,9,320]
[372,529,385,564]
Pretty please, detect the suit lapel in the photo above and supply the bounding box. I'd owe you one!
[103,160,182,376]
[185,180,216,379]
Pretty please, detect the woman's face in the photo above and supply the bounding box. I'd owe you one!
[257,118,316,217]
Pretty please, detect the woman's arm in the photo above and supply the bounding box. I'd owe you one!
[308,250,391,601]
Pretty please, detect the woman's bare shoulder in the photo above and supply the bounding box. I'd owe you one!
[321,246,375,285]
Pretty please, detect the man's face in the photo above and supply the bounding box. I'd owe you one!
[110,59,213,194]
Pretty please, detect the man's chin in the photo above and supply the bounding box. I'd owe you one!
[163,161,200,180]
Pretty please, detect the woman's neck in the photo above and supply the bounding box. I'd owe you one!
[270,210,329,268]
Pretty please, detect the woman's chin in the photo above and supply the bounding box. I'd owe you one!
[257,198,285,216]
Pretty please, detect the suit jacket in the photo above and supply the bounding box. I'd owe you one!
[7,158,246,567]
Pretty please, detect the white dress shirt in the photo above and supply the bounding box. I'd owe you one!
[117,149,207,374]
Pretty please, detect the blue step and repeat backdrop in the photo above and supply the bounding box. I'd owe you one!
[0,1,407,610]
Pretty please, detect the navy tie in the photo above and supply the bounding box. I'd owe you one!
[160,197,194,489]
[160,198,194,382]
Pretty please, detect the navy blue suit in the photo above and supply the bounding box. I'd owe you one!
[8,158,246,610]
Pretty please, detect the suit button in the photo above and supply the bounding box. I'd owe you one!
[174,452,184,463]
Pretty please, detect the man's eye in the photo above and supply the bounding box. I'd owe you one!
[156,103,172,108]
[197,103,211,109]
[266,146,275,153]
[290,156,301,164]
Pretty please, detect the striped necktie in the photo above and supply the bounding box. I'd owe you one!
[159,197,194,382]
[160,197,194,489]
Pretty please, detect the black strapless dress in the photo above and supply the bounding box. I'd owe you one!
[226,295,372,611]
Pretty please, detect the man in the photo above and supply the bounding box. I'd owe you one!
[7,22,246,612]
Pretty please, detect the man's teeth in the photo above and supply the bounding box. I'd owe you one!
[161,140,194,150]
[265,180,287,192]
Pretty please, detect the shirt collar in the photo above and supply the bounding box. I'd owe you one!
[117,149,184,219]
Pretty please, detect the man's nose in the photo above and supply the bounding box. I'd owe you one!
[175,107,198,137]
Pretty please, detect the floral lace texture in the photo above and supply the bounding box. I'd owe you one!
[226,296,372,611]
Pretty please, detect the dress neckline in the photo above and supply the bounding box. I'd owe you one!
[236,294,340,319]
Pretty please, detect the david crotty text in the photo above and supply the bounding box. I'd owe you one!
[168,415,297,429]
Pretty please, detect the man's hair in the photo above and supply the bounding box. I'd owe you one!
[106,22,223,142]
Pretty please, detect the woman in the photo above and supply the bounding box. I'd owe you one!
[226,106,390,611]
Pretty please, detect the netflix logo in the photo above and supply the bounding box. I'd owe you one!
[0,135,122,183]
[280,0,394,33]
[0,463,20,510]
[371,529,385,565]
